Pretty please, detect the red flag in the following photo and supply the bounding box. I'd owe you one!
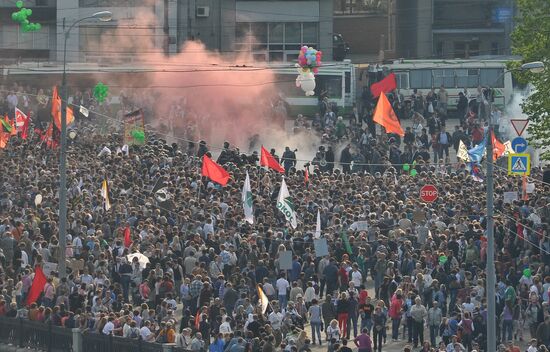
[370,73,397,98]
[26,266,47,306]
[52,86,75,131]
[373,93,404,136]
[304,168,309,184]
[201,155,230,186]
[123,226,132,248]
[260,146,285,173]
[41,124,58,149]
[491,131,505,160]
[194,310,201,330]
[15,108,29,139]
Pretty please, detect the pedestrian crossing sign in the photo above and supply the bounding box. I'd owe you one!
[508,153,530,176]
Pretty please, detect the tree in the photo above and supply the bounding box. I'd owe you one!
[510,0,550,160]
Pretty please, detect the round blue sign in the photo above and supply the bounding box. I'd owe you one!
[511,137,528,153]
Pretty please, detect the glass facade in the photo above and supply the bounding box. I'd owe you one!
[235,21,318,62]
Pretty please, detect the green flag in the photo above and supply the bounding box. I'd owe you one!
[1,118,13,133]
[340,230,353,255]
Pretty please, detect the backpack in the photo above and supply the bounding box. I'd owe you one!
[129,328,139,339]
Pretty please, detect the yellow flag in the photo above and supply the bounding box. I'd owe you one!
[257,285,269,314]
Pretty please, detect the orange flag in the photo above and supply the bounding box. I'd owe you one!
[201,155,230,186]
[491,131,505,160]
[373,93,404,137]
[0,130,8,149]
[52,86,75,130]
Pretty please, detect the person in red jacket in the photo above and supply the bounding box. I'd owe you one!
[389,289,405,341]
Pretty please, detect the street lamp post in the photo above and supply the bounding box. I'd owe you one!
[58,11,112,279]
[485,60,544,352]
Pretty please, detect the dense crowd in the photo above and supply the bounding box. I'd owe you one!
[0,81,549,352]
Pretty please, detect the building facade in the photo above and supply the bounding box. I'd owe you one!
[1,0,333,64]
[395,0,513,59]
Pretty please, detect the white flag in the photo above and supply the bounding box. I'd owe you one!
[242,171,254,224]
[277,178,297,229]
[79,105,89,117]
[314,209,321,239]
[457,140,470,162]
[98,146,111,157]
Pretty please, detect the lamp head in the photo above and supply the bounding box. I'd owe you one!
[520,61,545,73]
[92,11,112,22]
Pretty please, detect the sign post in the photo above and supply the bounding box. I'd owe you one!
[420,184,438,203]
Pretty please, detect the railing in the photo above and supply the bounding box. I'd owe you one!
[82,333,165,352]
[0,316,73,351]
[0,316,191,352]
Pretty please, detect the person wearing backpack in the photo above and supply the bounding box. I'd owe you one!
[126,321,140,339]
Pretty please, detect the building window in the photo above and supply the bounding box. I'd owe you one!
[453,42,466,58]
[435,42,443,57]
[235,22,318,62]
[0,24,49,50]
[491,42,499,55]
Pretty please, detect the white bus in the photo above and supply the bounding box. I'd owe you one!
[271,59,356,116]
[378,59,514,109]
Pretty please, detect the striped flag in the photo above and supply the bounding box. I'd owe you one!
[101,178,111,211]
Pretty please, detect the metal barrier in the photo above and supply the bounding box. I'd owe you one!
[82,333,167,352]
[0,316,191,352]
[0,316,73,351]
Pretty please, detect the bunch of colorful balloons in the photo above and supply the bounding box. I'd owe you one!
[93,82,109,103]
[11,1,42,32]
[298,46,322,74]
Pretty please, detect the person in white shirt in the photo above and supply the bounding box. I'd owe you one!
[140,321,155,341]
[350,265,363,287]
[268,309,283,331]
[262,279,276,299]
[102,317,115,335]
[304,282,318,306]
[72,235,83,255]
[219,317,232,334]
[276,274,289,309]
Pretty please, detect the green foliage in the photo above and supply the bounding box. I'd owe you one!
[510,0,550,160]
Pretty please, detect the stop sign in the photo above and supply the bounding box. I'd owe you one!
[420,184,438,202]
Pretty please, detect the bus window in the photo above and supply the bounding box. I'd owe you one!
[480,68,504,88]
[433,69,455,88]
[345,72,351,94]
[456,69,479,88]
[394,72,409,89]
[316,76,343,99]
[409,69,432,89]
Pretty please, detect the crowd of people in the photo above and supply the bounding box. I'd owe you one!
[0,80,549,352]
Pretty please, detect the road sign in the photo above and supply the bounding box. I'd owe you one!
[420,184,438,202]
[511,137,528,153]
[508,153,531,176]
[510,119,529,136]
